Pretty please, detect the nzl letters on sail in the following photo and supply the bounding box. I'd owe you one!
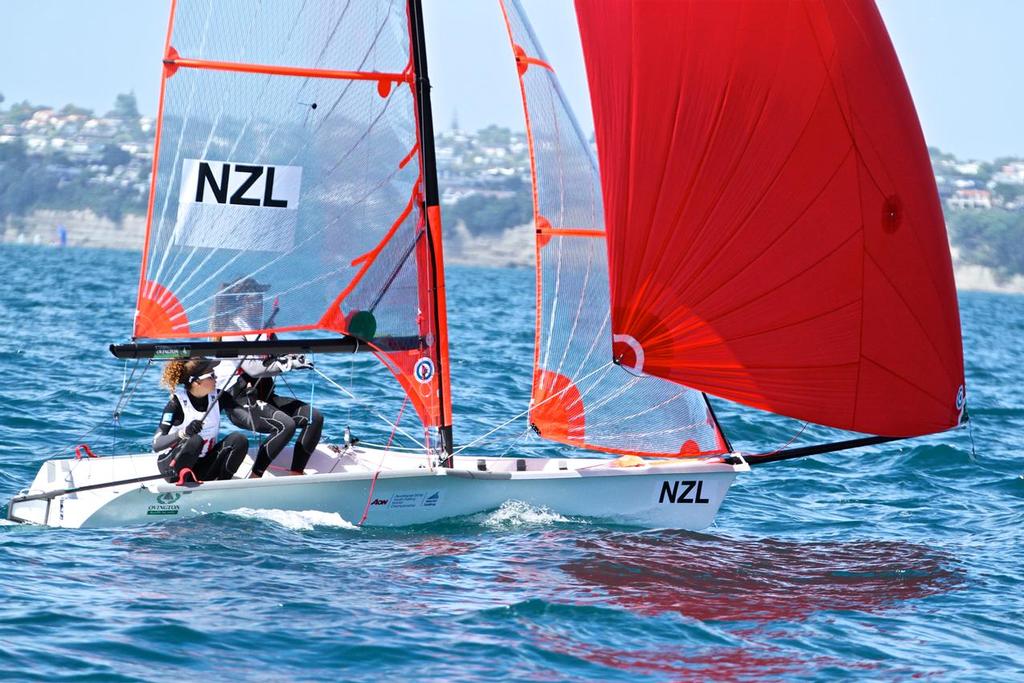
[172,159,302,253]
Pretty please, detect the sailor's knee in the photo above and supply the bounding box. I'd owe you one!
[275,413,297,438]
[181,434,205,452]
[224,432,248,451]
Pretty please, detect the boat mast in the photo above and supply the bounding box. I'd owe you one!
[408,0,454,460]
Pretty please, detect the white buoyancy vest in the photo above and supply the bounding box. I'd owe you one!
[173,388,221,455]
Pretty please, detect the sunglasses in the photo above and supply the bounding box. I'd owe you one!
[191,371,216,382]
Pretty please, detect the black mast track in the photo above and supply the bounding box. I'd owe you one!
[408,0,454,459]
[110,336,421,360]
[737,435,904,466]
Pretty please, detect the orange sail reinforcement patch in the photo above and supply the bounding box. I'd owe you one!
[530,369,585,445]
[136,280,190,338]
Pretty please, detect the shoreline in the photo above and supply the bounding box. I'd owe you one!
[2,214,1021,295]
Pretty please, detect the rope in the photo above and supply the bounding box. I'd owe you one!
[312,366,425,449]
[358,395,409,526]
[450,360,614,457]
[759,422,810,457]
[386,396,409,450]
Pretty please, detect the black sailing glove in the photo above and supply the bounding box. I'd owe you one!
[183,419,204,438]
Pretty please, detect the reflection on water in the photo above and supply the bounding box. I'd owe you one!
[563,531,963,622]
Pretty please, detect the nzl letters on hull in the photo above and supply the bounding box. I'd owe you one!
[172,159,302,253]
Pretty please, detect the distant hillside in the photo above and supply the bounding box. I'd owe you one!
[0,91,1021,288]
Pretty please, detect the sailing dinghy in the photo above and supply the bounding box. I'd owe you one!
[8,0,965,529]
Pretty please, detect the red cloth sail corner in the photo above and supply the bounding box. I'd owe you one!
[575,0,965,437]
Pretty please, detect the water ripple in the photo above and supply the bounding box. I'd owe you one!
[0,247,1021,680]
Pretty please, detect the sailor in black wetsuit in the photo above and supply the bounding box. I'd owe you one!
[153,358,248,482]
[215,345,323,478]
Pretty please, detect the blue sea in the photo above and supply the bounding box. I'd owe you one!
[0,245,1021,681]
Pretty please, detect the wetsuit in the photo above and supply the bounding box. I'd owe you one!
[216,353,323,477]
[153,389,248,482]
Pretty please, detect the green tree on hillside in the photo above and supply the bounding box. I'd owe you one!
[59,103,94,118]
[948,209,1024,280]
[107,92,143,139]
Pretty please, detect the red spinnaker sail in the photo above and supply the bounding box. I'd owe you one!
[576,0,965,437]
[135,0,450,430]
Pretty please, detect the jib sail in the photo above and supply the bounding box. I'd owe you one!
[498,0,727,457]
[134,0,451,433]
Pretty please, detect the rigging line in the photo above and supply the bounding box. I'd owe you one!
[451,360,614,457]
[346,340,356,427]
[761,422,810,458]
[358,394,407,526]
[498,425,532,458]
[106,359,154,471]
[65,359,153,479]
[312,366,425,449]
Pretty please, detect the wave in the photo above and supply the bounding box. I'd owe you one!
[224,507,360,531]
[475,500,590,528]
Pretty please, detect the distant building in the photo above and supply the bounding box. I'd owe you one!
[953,161,981,176]
[948,189,992,210]
[993,162,1024,185]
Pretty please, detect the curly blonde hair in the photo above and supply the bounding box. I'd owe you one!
[160,358,207,392]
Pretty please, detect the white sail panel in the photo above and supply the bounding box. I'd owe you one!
[171,0,411,73]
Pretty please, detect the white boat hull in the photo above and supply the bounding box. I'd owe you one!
[7,445,747,530]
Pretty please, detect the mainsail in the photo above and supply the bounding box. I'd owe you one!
[133,0,451,436]
[499,0,728,457]
[575,0,966,438]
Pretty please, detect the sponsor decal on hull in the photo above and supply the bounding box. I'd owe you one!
[372,491,444,510]
[147,492,183,516]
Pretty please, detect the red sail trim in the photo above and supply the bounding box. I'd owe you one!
[398,142,420,170]
[136,280,190,337]
[132,0,177,340]
[539,227,605,239]
[163,54,413,85]
[499,1,546,412]
[531,369,585,445]
[513,44,554,74]
[426,204,453,431]
[576,0,965,437]
[317,185,418,329]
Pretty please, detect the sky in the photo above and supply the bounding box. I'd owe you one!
[0,0,1019,161]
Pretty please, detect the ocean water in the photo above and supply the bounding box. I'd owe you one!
[0,245,1021,681]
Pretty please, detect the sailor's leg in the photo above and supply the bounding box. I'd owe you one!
[157,435,204,482]
[204,432,249,480]
[271,395,323,472]
[227,402,293,477]
[248,410,295,477]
